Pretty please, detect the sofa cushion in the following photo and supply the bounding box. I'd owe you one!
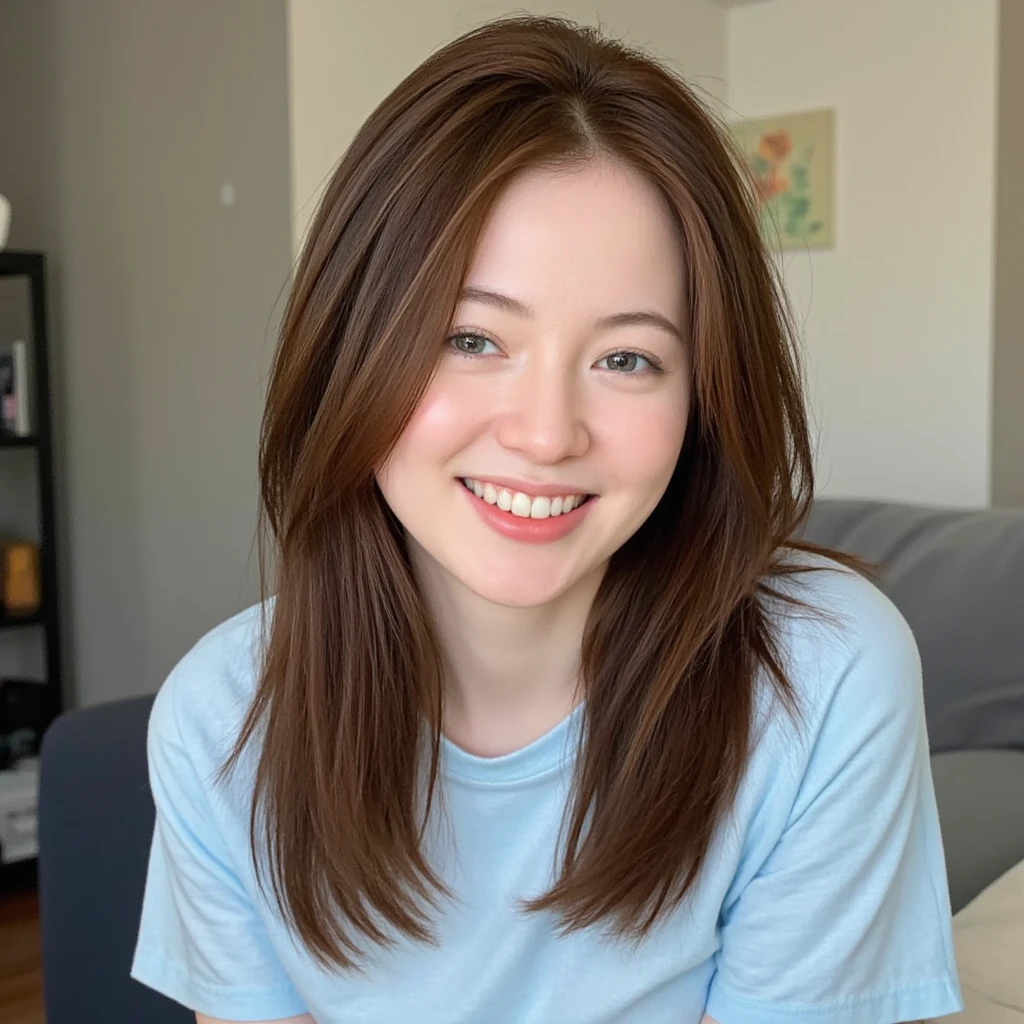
[931,750,1024,912]
[802,500,1024,754]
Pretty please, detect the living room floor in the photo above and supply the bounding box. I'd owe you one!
[0,886,44,1024]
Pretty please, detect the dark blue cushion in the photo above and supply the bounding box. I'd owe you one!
[38,695,192,1024]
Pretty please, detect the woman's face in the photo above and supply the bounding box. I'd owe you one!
[377,157,690,608]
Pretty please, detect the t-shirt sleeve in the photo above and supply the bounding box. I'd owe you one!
[705,587,964,1024]
[130,665,308,1021]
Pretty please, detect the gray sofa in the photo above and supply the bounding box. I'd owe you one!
[802,499,1024,912]
[35,498,1024,1022]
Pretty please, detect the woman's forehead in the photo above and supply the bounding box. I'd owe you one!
[460,160,686,321]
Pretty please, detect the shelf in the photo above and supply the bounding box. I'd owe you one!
[0,249,63,724]
[0,608,44,630]
[0,434,37,450]
[0,250,43,278]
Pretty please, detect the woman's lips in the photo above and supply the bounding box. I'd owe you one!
[459,479,596,544]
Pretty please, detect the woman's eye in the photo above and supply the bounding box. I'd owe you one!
[448,332,498,357]
[598,351,663,376]
[447,334,663,376]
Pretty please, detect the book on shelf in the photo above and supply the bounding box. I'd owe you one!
[2,540,41,615]
[0,339,30,437]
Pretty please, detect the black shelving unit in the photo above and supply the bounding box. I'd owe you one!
[0,249,63,733]
[0,434,38,449]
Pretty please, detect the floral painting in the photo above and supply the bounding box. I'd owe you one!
[731,108,835,250]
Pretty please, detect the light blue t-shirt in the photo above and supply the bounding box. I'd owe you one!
[131,561,963,1023]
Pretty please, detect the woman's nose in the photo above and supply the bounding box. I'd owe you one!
[494,363,591,465]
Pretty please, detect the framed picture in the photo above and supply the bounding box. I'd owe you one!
[731,108,836,250]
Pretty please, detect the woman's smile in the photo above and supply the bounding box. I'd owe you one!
[458,475,599,544]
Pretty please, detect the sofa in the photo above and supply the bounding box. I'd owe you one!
[35,498,1024,1022]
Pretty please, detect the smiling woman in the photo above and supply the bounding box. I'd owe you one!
[128,14,962,1024]
[376,157,691,625]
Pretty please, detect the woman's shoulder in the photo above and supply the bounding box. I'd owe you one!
[758,550,923,756]
[147,600,271,778]
[772,549,917,660]
[721,550,929,860]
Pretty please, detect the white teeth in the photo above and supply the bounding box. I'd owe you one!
[510,492,532,517]
[530,496,551,519]
[462,479,588,519]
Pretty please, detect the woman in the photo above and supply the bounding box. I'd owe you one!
[131,15,962,1024]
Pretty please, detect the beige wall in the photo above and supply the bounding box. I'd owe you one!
[287,1,728,252]
[992,0,1024,506]
[728,0,999,508]
[1,0,293,707]
[0,4,59,253]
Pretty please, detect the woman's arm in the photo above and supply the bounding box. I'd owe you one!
[196,1015,315,1024]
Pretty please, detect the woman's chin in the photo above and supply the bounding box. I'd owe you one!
[454,557,607,612]
[464,575,572,611]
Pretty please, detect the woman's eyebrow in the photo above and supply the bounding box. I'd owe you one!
[598,309,683,343]
[461,285,532,317]
[459,285,683,343]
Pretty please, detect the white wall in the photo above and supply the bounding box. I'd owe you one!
[287,1,727,252]
[728,0,999,507]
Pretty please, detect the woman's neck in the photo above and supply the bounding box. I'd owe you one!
[411,544,605,758]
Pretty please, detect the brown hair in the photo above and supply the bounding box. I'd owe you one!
[223,14,839,971]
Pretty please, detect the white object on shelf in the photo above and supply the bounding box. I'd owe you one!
[0,759,39,863]
[11,339,30,435]
[0,193,10,249]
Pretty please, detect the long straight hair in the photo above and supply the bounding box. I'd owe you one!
[223,15,837,971]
